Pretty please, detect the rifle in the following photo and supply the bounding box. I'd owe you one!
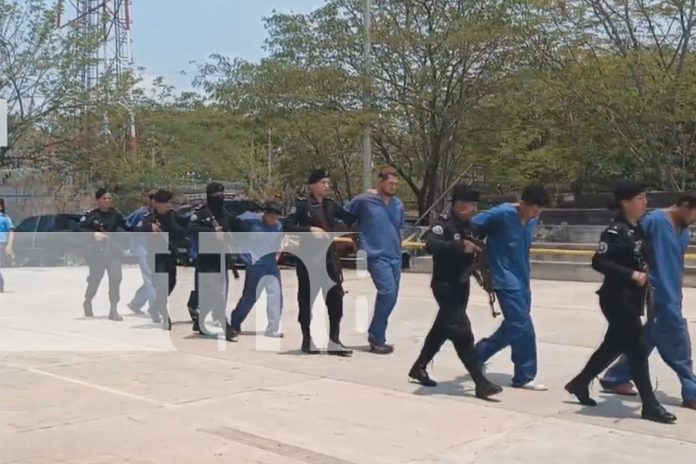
[641,262,655,320]
[462,235,500,318]
[211,213,240,280]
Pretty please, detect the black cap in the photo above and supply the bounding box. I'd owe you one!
[206,182,225,196]
[613,180,645,202]
[152,189,173,203]
[263,201,283,215]
[95,187,109,199]
[307,168,329,185]
[451,184,479,203]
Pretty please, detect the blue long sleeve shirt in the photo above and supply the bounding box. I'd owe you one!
[235,211,283,269]
[472,203,538,291]
[641,209,690,308]
[126,206,151,257]
[344,193,404,260]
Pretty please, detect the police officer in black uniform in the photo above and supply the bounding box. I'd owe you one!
[408,185,503,399]
[135,189,187,330]
[284,169,355,356]
[80,187,130,321]
[565,180,676,424]
[187,182,234,338]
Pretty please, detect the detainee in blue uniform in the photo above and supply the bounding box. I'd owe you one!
[0,198,15,293]
[125,191,156,315]
[228,202,285,338]
[472,185,549,389]
[600,197,696,410]
[344,166,405,354]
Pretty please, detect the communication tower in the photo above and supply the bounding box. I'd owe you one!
[56,0,137,158]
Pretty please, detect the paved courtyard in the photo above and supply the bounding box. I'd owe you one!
[1,265,695,463]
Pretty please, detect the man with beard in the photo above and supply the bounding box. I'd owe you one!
[80,188,130,321]
[188,182,233,338]
[135,189,187,330]
[600,195,696,411]
[408,184,503,400]
[284,169,356,355]
[344,166,405,354]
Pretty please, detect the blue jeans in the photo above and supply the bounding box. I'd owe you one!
[601,302,696,402]
[476,289,537,386]
[367,256,402,345]
[230,265,283,333]
[130,255,156,311]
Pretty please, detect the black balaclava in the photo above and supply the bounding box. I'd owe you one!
[206,182,225,213]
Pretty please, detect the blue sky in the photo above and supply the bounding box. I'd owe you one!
[131,0,326,91]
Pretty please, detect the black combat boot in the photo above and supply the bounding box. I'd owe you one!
[301,330,320,354]
[642,403,677,424]
[408,360,437,387]
[328,328,352,357]
[564,378,597,407]
[328,339,353,357]
[83,300,94,317]
[225,322,239,341]
[475,380,503,399]
[108,305,123,321]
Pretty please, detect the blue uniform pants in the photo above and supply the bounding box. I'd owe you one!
[367,257,402,346]
[475,289,537,386]
[130,254,156,311]
[601,302,696,402]
[230,264,283,333]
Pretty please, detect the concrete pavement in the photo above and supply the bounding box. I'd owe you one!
[1,265,695,463]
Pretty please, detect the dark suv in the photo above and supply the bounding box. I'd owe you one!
[11,214,86,266]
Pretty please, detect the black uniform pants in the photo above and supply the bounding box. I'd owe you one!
[573,293,658,406]
[191,259,228,326]
[152,253,177,320]
[85,253,122,307]
[296,260,343,340]
[417,282,487,385]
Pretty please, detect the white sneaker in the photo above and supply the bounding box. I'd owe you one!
[264,330,284,338]
[515,382,548,391]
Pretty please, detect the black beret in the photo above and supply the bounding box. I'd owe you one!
[206,182,225,196]
[307,169,330,185]
[263,201,283,215]
[95,187,109,199]
[451,184,479,203]
[613,180,645,202]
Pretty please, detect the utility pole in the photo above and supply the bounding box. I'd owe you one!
[362,0,372,191]
[0,99,7,148]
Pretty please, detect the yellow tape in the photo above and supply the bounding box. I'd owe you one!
[398,242,696,261]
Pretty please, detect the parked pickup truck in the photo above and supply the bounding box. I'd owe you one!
[10,214,88,266]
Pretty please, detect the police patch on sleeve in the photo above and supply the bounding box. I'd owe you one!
[190,214,197,221]
[453,233,461,240]
[432,225,444,235]
[289,206,296,215]
[598,241,608,254]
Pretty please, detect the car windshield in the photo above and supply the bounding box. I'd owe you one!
[15,217,39,232]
